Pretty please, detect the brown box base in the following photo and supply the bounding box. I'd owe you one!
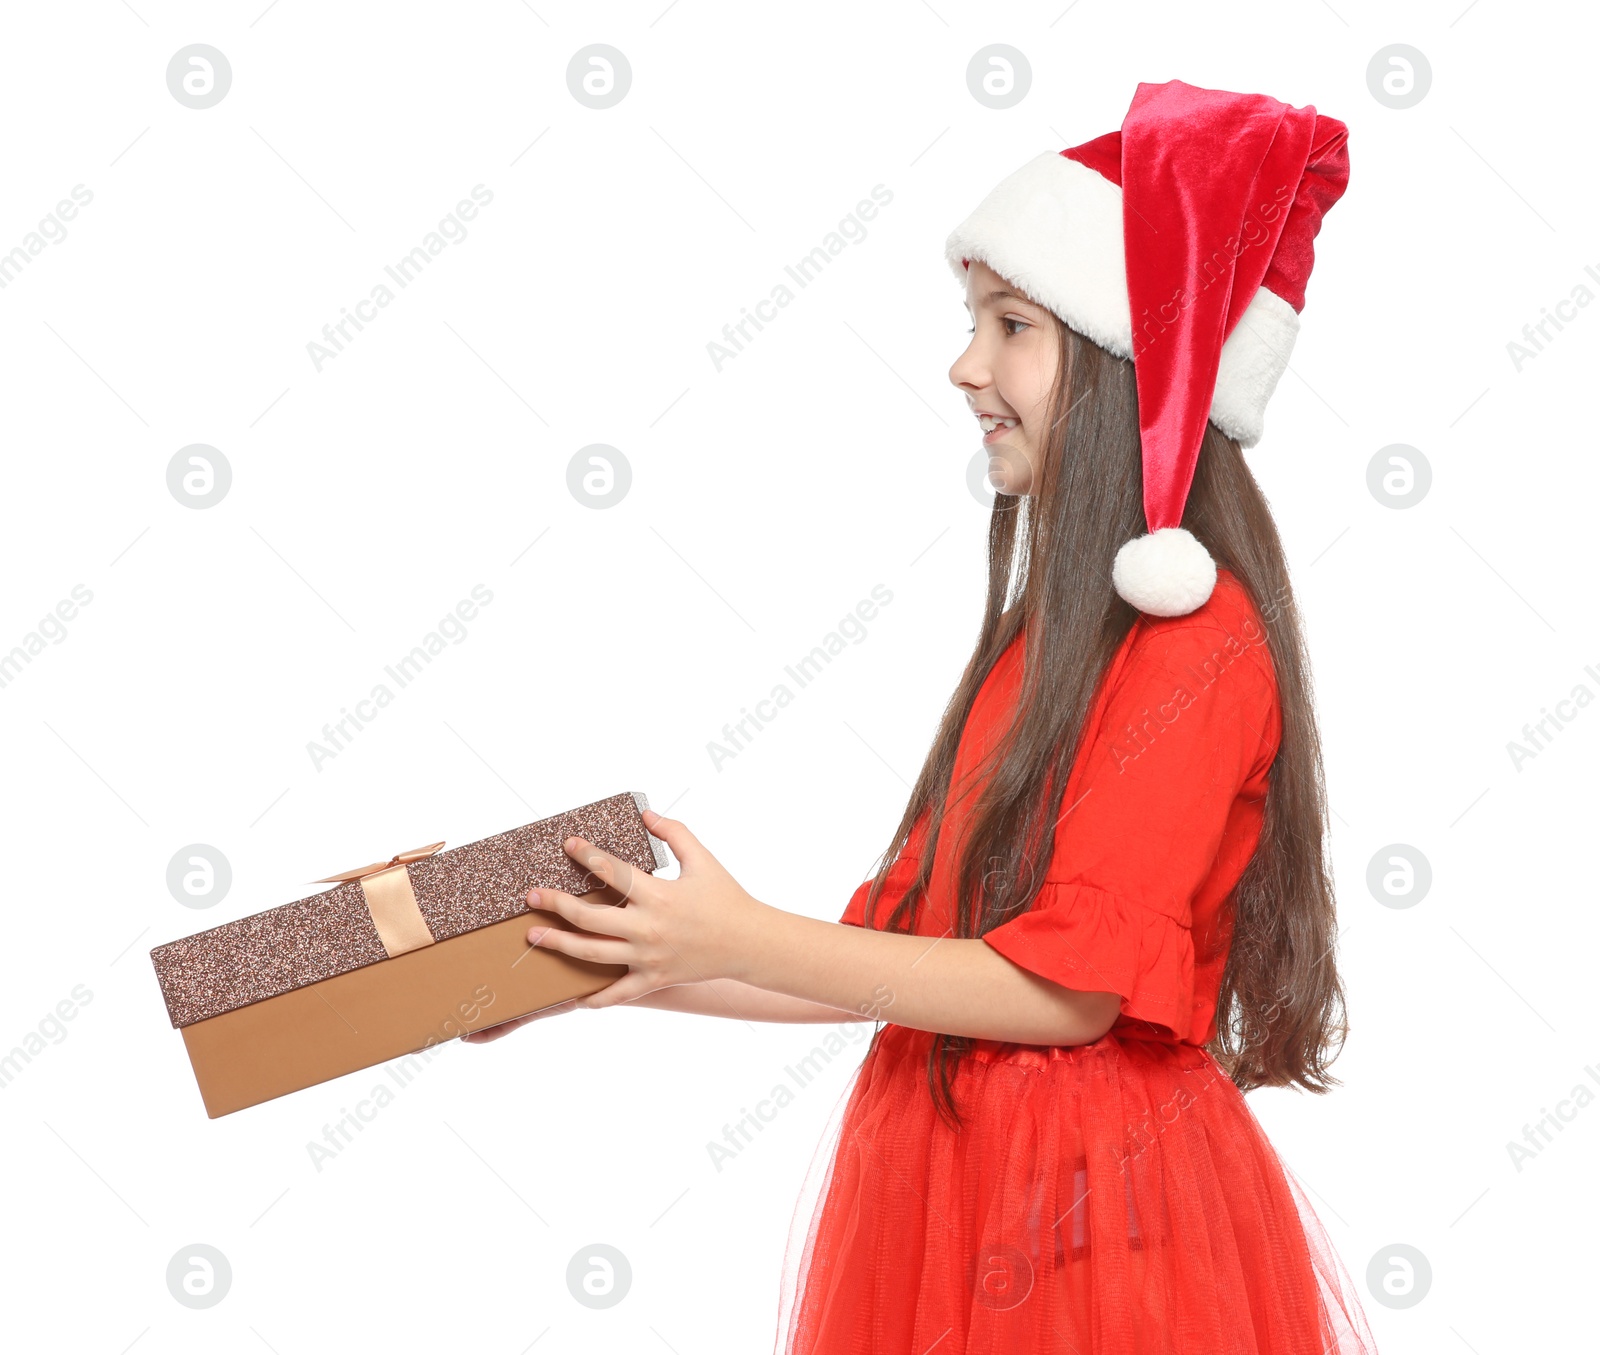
[178,900,621,1117]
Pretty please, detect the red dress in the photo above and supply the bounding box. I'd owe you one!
[776,572,1379,1354]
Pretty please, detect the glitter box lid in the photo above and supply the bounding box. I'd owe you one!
[150,790,672,1030]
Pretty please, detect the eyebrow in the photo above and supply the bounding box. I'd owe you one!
[966,288,1038,310]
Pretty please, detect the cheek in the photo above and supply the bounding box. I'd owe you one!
[1022,344,1058,433]
[992,336,1058,440]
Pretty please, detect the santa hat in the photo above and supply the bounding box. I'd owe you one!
[946,79,1350,616]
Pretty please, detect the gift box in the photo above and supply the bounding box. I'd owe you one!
[150,790,670,1118]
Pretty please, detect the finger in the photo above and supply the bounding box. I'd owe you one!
[462,1012,538,1043]
[637,810,704,872]
[528,886,639,940]
[562,835,649,901]
[576,973,657,1010]
[523,919,633,968]
[463,1015,533,1043]
[462,998,580,1043]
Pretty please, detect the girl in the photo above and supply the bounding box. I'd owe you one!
[470,80,1380,1353]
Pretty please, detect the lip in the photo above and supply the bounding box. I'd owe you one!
[977,415,1019,444]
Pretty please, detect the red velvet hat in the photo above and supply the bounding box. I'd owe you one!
[946,79,1351,616]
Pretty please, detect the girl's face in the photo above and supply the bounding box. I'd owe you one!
[948,259,1061,496]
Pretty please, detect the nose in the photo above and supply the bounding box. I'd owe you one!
[949,330,987,397]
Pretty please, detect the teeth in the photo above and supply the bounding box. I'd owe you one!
[978,415,1018,431]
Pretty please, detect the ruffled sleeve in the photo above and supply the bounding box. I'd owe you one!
[838,878,873,928]
[980,616,1279,1038]
[839,807,932,929]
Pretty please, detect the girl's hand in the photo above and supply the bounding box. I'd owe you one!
[460,998,581,1044]
[519,809,768,1009]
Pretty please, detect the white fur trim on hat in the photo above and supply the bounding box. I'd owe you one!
[1111,527,1217,617]
[944,150,1296,450]
[1211,288,1298,448]
[945,152,1131,360]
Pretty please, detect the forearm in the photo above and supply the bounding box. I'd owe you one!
[626,977,877,1024]
[731,904,1120,1046]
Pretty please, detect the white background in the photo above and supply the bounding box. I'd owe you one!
[1,2,1594,1351]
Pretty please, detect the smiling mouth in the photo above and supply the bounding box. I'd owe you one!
[978,414,1019,442]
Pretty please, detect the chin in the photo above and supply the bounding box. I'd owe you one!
[986,446,1034,496]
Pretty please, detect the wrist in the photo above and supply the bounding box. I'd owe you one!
[721,894,788,988]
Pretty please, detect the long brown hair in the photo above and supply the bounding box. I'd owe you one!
[855,313,1348,1131]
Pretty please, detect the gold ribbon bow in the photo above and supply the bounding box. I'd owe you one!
[316,841,445,959]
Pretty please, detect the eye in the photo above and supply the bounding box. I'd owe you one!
[1002,317,1029,336]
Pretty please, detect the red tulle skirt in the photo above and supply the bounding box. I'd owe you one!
[776,1023,1378,1354]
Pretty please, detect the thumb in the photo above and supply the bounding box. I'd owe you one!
[641,809,703,871]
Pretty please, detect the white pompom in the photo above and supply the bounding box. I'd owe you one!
[1111,527,1217,617]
